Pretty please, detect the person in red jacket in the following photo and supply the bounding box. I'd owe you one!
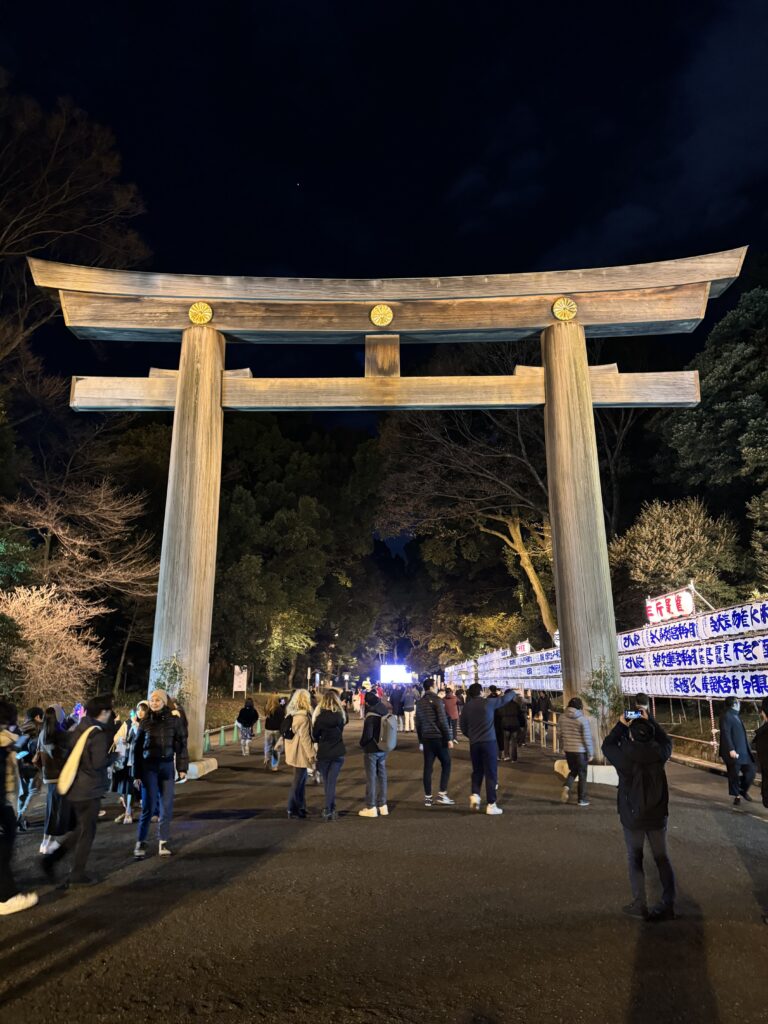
[442,688,461,743]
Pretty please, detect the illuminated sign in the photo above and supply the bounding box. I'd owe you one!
[515,641,532,655]
[645,588,695,624]
[380,664,410,685]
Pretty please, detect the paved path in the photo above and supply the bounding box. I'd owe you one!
[1,722,766,1024]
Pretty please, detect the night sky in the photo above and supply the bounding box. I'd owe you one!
[3,1,768,381]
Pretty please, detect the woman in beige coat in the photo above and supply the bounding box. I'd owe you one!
[284,690,316,819]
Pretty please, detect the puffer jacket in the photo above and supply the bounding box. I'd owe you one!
[134,706,189,779]
[559,707,594,757]
[312,709,346,761]
[415,692,451,744]
[285,710,315,769]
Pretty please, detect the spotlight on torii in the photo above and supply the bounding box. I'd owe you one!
[29,247,746,768]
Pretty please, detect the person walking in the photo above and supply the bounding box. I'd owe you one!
[359,691,391,817]
[0,700,38,916]
[41,693,116,887]
[237,697,260,757]
[133,689,189,859]
[14,706,43,832]
[390,686,405,731]
[559,697,594,807]
[36,705,72,855]
[415,681,454,807]
[602,709,676,922]
[499,695,526,762]
[263,694,285,771]
[443,688,460,743]
[284,689,315,818]
[110,714,134,824]
[459,683,517,814]
[719,695,757,808]
[312,689,347,820]
[402,684,417,733]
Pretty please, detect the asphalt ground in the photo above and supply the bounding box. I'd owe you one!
[1,721,766,1024]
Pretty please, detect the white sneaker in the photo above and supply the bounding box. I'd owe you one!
[45,839,61,855]
[114,812,126,823]
[378,804,389,816]
[123,814,133,825]
[39,838,49,855]
[437,793,455,805]
[158,840,173,856]
[469,794,481,811]
[0,891,38,916]
[560,785,570,803]
[358,807,378,818]
[133,841,147,859]
[486,803,503,815]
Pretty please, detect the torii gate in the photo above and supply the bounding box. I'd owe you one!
[29,248,745,765]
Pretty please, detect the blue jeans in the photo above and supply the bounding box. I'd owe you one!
[288,767,308,814]
[318,757,344,812]
[364,752,388,808]
[138,760,175,842]
[470,741,498,804]
[622,825,676,907]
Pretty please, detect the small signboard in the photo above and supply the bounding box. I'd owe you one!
[515,640,532,655]
[233,665,248,696]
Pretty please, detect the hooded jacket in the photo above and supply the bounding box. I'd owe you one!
[415,691,452,744]
[134,706,189,779]
[312,709,346,761]
[459,691,516,745]
[601,719,672,830]
[559,707,594,757]
[360,700,389,752]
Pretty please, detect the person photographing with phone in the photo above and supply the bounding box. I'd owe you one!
[602,705,676,922]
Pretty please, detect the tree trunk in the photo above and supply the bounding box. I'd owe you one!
[113,605,137,698]
[479,518,558,639]
[287,653,298,689]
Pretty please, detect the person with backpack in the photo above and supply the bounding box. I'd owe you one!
[718,695,757,808]
[14,706,43,832]
[263,694,285,771]
[602,708,676,922]
[0,699,38,916]
[359,690,396,817]
[132,689,189,859]
[236,697,260,757]
[401,685,417,733]
[41,693,116,888]
[559,697,594,807]
[312,689,347,821]
[459,683,517,815]
[415,681,455,807]
[283,689,315,818]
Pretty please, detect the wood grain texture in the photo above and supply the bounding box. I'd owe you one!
[58,282,711,342]
[70,369,699,412]
[30,247,746,300]
[365,335,401,377]
[148,325,225,762]
[541,320,622,703]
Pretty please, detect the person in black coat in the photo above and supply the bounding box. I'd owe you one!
[311,690,347,821]
[602,709,676,922]
[236,698,259,757]
[752,696,768,811]
[499,697,526,761]
[133,689,189,859]
[41,693,115,888]
[718,696,757,808]
[1,699,39,915]
[415,681,454,806]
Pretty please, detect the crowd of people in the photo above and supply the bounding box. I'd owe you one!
[1,678,766,926]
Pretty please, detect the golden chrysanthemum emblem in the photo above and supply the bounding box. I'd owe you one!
[551,296,578,321]
[188,301,214,325]
[369,303,394,327]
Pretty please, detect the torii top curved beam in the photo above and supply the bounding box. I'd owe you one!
[29,247,746,344]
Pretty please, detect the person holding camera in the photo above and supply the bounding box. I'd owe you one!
[602,707,676,922]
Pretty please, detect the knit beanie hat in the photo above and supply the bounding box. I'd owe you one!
[149,689,168,707]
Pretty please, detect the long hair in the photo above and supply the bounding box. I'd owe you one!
[265,694,281,716]
[286,689,312,716]
[313,688,346,722]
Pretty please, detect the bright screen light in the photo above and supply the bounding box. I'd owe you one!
[380,664,410,685]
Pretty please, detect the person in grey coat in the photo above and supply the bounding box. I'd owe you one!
[719,695,757,808]
[559,697,594,806]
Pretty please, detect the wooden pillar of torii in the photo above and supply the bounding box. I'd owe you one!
[29,248,746,767]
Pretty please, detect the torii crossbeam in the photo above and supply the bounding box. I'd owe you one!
[29,247,746,766]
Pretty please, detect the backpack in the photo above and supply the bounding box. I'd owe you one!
[377,712,398,753]
[280,714,295,741]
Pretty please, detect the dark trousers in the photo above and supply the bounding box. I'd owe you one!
[449,719,458,740]
[57,797,101,878]
[288,767,308,813]
[503,728,518,761]
[44,782,71,837]
[422,739,451,795]
[0,803,18,902]
[724,758,756,797]
[565,752,589,801]
[138,760,176,842]
[318,757,344,812]
[622,825,676,907]
[470,741,499,804]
